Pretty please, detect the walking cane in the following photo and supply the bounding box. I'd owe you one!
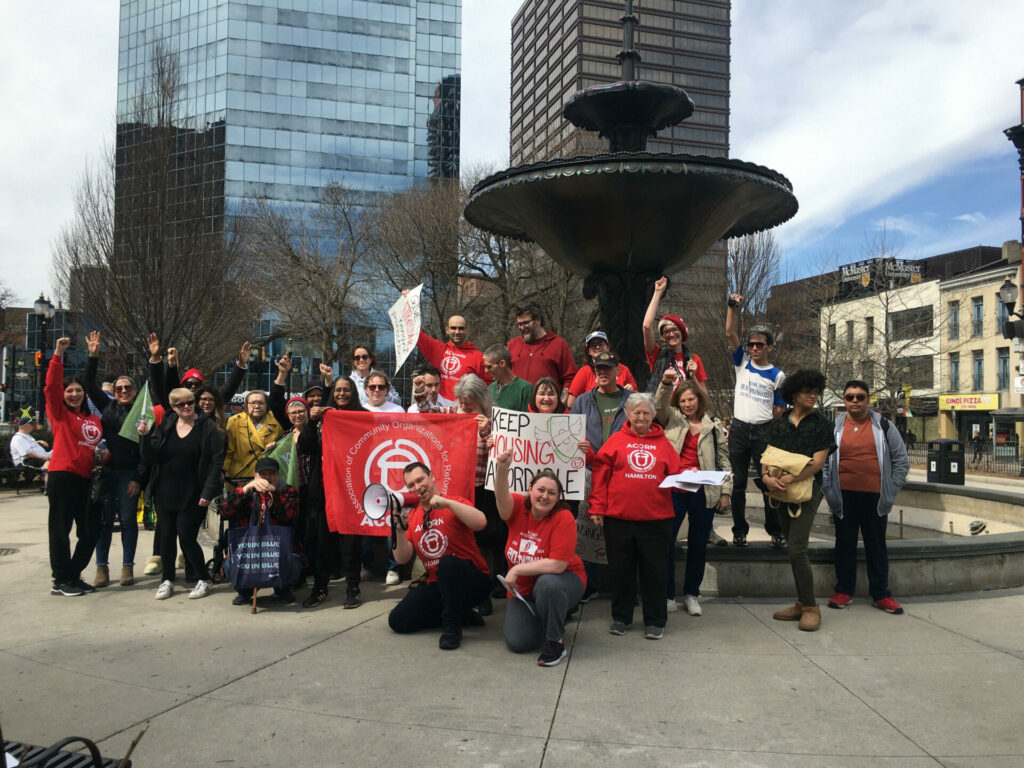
[251,587,258,614]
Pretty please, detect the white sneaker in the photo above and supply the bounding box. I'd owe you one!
[683,595,702,616]
[189,580,211,599]
[143,556,162,576]
[666,598,679,612]
[384,570,401,586]
[155,580,174,600]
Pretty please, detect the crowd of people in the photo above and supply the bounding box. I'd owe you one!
[36,286,910,667]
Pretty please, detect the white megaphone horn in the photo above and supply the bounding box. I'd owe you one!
[361,483,419,521]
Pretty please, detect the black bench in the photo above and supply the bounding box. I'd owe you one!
[0,459,45,494]
[3,737,131,767]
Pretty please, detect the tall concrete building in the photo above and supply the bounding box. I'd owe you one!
[509,0,731,374]
[510,0,729,165]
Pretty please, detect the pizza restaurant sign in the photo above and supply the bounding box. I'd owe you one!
[939,394,1000,411]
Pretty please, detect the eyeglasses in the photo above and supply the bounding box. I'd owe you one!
[844,393,867,402]
[198,396,216,403]
[660,327,681,336]
[173,400,194,408]
[516,319,536,328]
[367,384,387,391]
[352,354,370,360]
[587,341,607,349]
[114,385,134,392]
[747,341,766,349]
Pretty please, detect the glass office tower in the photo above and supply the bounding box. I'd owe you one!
[116,0,461,218]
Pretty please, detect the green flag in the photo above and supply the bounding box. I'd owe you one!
[118,381,155,444]
[266,434,299,488]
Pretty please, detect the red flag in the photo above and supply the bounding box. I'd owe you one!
[322,410,479,536]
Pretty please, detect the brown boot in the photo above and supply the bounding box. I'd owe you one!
[772,602,802,621]
[93,565,110,588]
[120,565,135,587]
[799,605,821,632]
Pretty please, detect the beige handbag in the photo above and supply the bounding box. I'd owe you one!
[759,445,813,515]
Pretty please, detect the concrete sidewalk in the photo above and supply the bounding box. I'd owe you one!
[2,491,1023,767]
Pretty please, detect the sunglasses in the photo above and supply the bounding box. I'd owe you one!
[183,380,201,389]
[352,354,370,360]
[367,384,387,391]
[747,341,766,349]
[844,393,867,402]
[173,400,195,408]
[114,384,135,392]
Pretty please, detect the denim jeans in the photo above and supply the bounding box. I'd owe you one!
[667,488,714,599]
[95,469,140,567]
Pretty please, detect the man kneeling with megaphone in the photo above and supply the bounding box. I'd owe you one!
[386,461,491,650]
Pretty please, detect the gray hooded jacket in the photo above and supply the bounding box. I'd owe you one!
[822,411,910,517]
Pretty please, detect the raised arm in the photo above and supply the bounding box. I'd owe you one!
[493,449,515,521]
[268,353,291,426]
[725,294,742,353]
[84,331,107,409]
[219,341,251,402]
[642,276,668,357]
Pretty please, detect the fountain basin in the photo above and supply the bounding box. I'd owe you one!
[464,153,798,276]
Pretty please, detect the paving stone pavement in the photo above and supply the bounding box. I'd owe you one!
[2,491,1023,767]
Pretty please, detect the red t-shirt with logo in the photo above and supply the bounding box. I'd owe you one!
[405,495,489,582]
[588,422,679,522]
[416,330,490,401]
[504,493,586,596]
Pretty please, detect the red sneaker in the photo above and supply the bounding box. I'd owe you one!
[827,592,852,609]
[873,597,904,614]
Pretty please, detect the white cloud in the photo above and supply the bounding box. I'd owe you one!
[954,212,988,225]
[873,216,924,237]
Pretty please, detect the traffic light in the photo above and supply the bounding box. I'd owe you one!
[34,351,42,367]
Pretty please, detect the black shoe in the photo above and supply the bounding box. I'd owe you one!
[462,610,486,628]
[74,578,96,594]
[302,587,329,609]
[439,626,462,650]
[733,535,749,547]
[770,534,787,549]
[51,581,84,597]
[232,593,251,606]
[537,640,567,667]
[579,586,598,603]
[276,589,296,605]
[477,597,493,616]
[343,588,362,609]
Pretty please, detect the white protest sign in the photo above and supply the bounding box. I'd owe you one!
[388,284,423,374]
[484,406,587,500]
[575,517,607,564]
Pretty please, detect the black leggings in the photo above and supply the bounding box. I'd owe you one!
[47,471,98,584]
[159,506,210,583]
[388,556,491,632]
[311,504,361,591]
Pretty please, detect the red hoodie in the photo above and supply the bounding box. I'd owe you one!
[588,422,679,522]
[416,330,490,401]
[508,331,577,389]
[45,354,104,478]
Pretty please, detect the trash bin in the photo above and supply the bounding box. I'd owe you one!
[926,438,965,485]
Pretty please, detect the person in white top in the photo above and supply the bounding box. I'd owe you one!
[408,366,455,413]
[9,417,52,469]
[364,371,405,413]
[349,345,401,406]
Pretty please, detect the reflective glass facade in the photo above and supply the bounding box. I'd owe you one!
[117,0,461,216]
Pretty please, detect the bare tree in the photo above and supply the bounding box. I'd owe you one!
[0,281,19,348]
[236,183,371,364]
[51,42,253,374]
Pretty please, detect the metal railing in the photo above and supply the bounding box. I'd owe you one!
[909,444,1023,475]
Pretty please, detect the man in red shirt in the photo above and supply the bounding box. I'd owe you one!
[387,462,492,650]
[507,303,577,395]
[409,310,490,401]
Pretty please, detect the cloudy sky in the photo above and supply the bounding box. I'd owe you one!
[1,1,1022,306]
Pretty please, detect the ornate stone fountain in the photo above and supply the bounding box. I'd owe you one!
[464,0,798,382]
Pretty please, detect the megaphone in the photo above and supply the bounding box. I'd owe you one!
[362,483,420,550]
[361,483,419,521]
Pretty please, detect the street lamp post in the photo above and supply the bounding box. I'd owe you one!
[33,293,56,426]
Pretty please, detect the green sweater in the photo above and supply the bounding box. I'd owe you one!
[489,376,533,411]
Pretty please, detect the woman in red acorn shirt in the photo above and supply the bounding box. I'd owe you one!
[45,337,107,597]
[493,449,586,667]
[588,392,680,640]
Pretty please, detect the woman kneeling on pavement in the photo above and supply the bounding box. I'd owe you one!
[762,369,836,632]
[492,449,586,667]
[654,373,731,618]
[220,456,304,605]
[588,393,679,639]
